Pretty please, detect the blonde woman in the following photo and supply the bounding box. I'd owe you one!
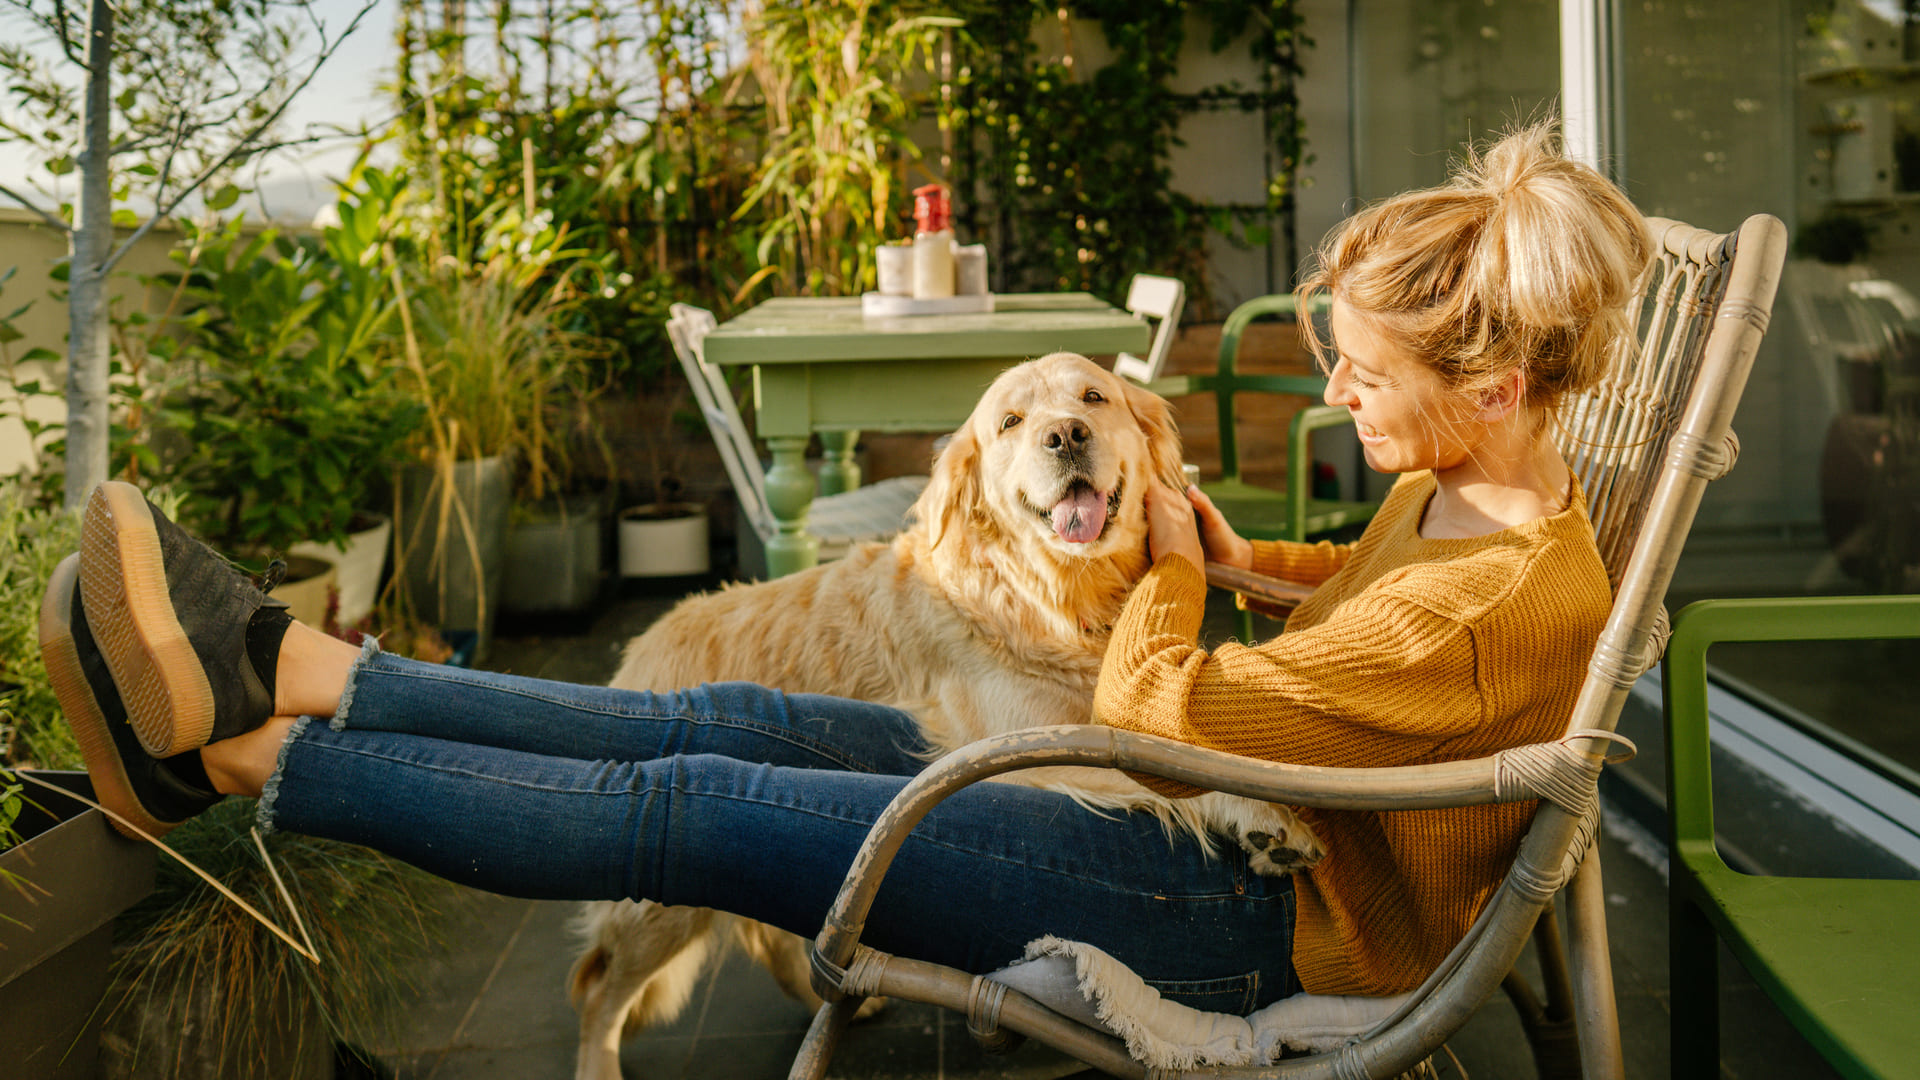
[44,122,1648,1011]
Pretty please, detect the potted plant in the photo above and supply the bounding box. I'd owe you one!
[387,233,606,661]
[155,206,421,628]
[95,800,463,1080]
[500,292,619,616]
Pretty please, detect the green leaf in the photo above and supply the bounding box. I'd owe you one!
[206,184,242,211]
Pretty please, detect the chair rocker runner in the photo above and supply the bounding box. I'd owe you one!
[784,212,1790,1079]
[665,304,927,567]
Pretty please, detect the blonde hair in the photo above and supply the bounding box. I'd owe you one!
[1302,122,1652,414]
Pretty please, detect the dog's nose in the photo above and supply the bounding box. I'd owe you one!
[1042,418,1091,455]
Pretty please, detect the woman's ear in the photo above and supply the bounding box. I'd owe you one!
[1475,368,1527,423]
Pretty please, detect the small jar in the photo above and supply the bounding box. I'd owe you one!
[911,184,955,299]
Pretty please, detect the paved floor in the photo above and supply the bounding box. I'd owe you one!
[363,576,1850,1080]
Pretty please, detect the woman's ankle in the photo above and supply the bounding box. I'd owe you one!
[272,622,361,718]
[200,716,297,798]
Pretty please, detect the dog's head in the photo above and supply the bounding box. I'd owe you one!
[910,352,1184,591]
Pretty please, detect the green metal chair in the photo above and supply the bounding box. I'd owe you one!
[1664,594,1920,1080]
[1148,293,1378,543]
[1146,293,1378,639]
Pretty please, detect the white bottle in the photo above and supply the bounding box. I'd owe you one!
[911,184,955,299]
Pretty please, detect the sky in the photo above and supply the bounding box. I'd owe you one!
[0,0,401,224]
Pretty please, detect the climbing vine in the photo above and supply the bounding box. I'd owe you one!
[943,0,1314,311]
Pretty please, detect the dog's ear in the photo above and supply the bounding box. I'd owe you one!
[917,421,981,550]
[1120,377,1186,489]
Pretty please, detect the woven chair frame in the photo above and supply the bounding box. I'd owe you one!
[786,213,1788,1080]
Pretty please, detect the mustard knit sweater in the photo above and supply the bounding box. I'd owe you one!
[1092,471,1611,996]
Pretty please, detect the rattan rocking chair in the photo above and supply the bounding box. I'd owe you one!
[784,212,1789,1080]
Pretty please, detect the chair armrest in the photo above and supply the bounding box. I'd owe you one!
[1204,561,1315,612]
[1215,372,1330,397]
[1219,293,1332,376]
[812,723,1572,976]
[1663,595,1920,863]
[1140,373,1210,399]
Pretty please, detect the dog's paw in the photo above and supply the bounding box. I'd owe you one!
[1242,826,1325,875]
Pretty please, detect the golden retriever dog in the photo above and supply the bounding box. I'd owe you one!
[567,352,1322,1080]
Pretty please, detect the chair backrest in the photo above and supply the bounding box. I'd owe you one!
[1208,293,1332,483]
[665,304,776,541]
[1557,217,1778,591]
[1112,274,1186,383]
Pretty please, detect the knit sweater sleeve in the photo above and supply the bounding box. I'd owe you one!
[1247,536,1349,585]
[1092,555,1485,797]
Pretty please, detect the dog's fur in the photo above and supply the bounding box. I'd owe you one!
[567,353,1322,1080]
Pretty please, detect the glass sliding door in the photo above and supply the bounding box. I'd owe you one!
[1615,0,1920,780]
[1349,0,1562,198]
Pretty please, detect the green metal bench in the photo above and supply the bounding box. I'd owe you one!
[1665,594,1920,1080]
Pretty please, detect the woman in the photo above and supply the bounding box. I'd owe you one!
[42,122,1648,1011]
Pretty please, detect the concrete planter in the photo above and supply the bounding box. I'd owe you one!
[504,495,607,613]
[394,456,511,665]
[0,771,157,1080]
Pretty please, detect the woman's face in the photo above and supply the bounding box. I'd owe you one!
[1322,300,1479,476]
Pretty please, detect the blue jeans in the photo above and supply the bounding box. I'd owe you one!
[260,647,1299,1013]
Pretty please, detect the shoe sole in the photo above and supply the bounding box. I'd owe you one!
[79,482,215,757]
[39,554,174,840]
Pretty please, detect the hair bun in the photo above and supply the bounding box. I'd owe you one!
[1302,118,1654,412]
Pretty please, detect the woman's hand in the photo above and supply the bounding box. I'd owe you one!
[1147,482,1255,572]
[1188,485,1253,570]
[1145,483,1207,571]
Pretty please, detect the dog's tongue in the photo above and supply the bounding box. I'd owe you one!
[1051,487,1109,543]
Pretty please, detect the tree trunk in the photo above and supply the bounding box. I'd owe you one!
[63,0,116,508]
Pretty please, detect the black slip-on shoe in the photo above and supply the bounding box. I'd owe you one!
[39,554,224,839]
[78,481,289,757]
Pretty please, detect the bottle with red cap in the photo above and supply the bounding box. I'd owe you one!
[910,183,955,299]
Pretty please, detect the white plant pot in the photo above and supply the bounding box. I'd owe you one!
[619,504,710,577]
[266,554,339,630]
[290,513,391,629]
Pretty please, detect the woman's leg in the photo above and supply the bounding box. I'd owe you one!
[261,719,1299,1013]
[322,645,937,775]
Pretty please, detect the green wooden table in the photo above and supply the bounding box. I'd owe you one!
[704,292,1149,575]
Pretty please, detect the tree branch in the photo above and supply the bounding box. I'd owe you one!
[105,109,193,270]
[0,181,70,232]
[114,0,379,269]
[50,0,87,69]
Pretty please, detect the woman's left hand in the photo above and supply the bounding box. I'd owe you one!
[1145,483,1207,571]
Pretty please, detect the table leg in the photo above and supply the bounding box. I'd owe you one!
[763,436,820,576]
[817,430,862,496]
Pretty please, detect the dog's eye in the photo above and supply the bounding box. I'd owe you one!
[1000,413,1022,431]
[1083,388,1106,404]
